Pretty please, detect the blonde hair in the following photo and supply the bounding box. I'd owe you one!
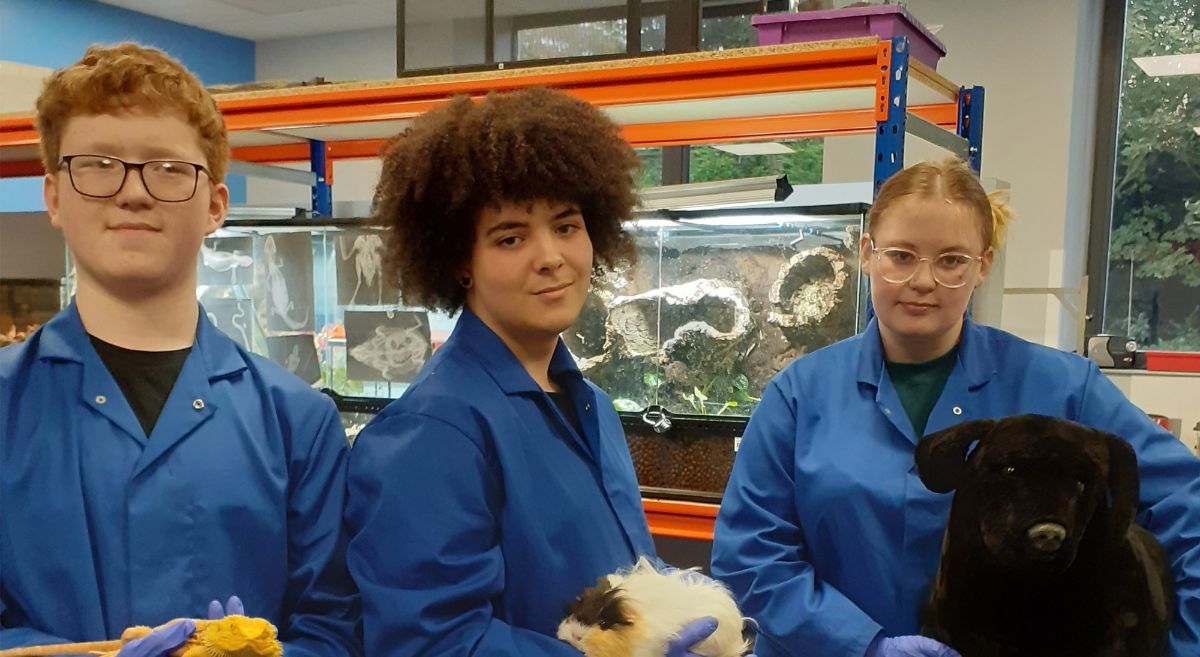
[35,43,229,182]
[868,157,1013,251]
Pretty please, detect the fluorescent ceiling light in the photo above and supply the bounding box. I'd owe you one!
[639,175,789,211]
[1132,53,1200,77]
[626,218,676,229]
[224,205,304,220]
[677,214,828,227]
[263,124,324,132]
[711,142,795,156]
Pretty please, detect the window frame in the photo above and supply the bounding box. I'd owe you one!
[1085,0,1200,366]
[1084,0,1127,345]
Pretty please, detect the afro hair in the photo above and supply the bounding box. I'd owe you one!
[372,87,641,313]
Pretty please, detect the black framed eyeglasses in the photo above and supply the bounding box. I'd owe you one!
[58,154,211,203]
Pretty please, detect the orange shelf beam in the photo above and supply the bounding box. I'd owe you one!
[623,102,956,148]
[1,41,966,177]
[643,499,718,541]
[214,44,884,132]
[0,103,957,177]
[1,43,887,144]
[227,102,955,164]
[0,117,39,148]
[232,139,386,165]
[0,159,45,178]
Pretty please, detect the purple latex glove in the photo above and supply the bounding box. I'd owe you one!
[664,617,717,657]
[207,595,245,619]
[115,620,195,657]
[865,635,961,657]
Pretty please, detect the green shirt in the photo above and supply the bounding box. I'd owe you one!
[885,346,959,437]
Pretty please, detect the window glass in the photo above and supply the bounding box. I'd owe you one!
[1099,0,1199,350]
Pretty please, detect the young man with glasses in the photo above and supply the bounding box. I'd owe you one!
[712,158,1200,657]
[0,44,360,657]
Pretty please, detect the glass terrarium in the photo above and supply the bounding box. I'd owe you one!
[53,200,866,496]
[565,202,869,499]
[194,203,867,498]
[568,202,868,416]
[192,215,455,408]
[0,279,63,347]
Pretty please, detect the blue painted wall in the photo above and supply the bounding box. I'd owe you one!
[0,0,254,210]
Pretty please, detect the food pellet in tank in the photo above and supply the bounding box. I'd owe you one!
[625,430,735,494]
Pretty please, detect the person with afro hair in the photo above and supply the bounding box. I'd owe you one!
[344,87,723,656]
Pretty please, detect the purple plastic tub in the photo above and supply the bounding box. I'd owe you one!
[752,5,947,69]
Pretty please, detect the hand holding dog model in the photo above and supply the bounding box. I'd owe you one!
[865,635,961,657]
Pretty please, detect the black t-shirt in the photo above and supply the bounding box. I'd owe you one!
[89,335,192,438]
[547,389,584,439]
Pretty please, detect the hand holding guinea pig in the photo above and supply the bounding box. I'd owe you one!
[557,558,752,657]
[665,618,720,657]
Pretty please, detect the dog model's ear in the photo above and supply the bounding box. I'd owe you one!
[915,419,997,493]
[1098,429,1139,548]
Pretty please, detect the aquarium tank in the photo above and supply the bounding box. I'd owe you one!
[567,202,868,418]
[51,198,868,498]
[565,202,868,498]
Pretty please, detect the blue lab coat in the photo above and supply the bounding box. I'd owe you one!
[346,308,656,656]
[0,303,361,657]
[712,318,1200,657]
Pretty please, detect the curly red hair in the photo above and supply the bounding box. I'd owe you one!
[36,42,229,182]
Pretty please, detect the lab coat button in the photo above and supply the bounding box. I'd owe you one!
[883,408,891,415]
[585,403,591,412]
[193,399,205,410]
[95,395,106,405]
[953,406,963,415]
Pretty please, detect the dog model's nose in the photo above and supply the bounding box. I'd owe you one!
[1027,522,1067,553]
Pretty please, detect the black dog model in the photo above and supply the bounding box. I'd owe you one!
[914,414,1173,657]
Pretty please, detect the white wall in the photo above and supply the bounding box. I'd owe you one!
[255,16,488,82]
[243,160,381,215]
[251,16,490,210]
[0,212,64,279]
[257,27,397,82]
[1104,371,1200,455]
[823,0,1102,351]
[0,61,52,114]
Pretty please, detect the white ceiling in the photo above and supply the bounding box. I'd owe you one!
[97,0,637,41]
[97,0,397,41]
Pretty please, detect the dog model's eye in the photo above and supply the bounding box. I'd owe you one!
[1076,480,1085,493]
[1005,466,1016,474]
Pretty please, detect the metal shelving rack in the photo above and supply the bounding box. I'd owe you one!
[0,36,985,538]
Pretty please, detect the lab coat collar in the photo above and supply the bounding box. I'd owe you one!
[855,316,996,390]
[36,301,90,363]
[454,307,581,395]
[194,304,250,380]
[855,318,887,387]
[957,319,997,390]
[39,301,247,381]
[37,301,234,465]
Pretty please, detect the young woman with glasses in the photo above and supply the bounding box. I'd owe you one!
[711,158,1200,657]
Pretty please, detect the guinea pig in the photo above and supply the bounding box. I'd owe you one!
[556,557,751,657]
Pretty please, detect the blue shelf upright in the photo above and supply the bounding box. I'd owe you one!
[309,139,333,217]
[873,36,910,199]
[957,85,985,173]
